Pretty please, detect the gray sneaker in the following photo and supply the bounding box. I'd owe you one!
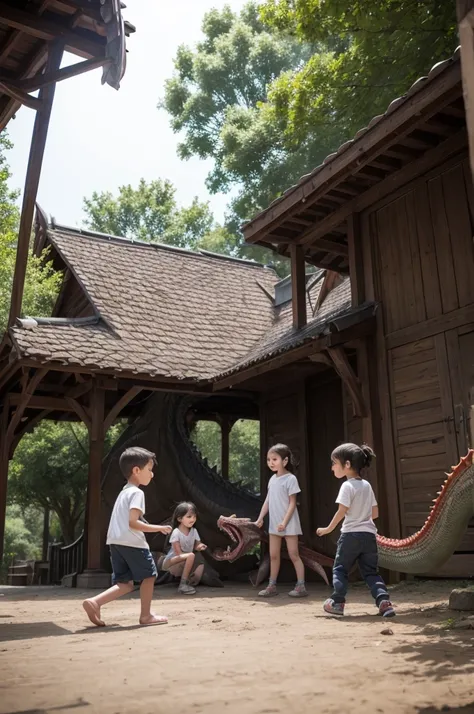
[288,584,308,598]
[258,584,278,597]
[178,582,196,595]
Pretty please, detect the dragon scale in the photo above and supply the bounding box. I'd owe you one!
[377,450,474,573]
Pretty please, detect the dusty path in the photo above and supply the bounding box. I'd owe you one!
[0,581,473,714]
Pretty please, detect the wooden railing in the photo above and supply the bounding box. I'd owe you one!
[49,532,85,584]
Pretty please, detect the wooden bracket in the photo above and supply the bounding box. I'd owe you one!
[5,367,48,452]
[326,347,367,417]
[104,386,143,433]
[66,397,92,432]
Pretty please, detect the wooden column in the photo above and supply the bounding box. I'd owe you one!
[290,243,306,329]
[458,0,474,179]
[86,382,105,572]
[8,39,64,328]
[0,399,10,565]
[220,415,231,480]
[42,507,50,562]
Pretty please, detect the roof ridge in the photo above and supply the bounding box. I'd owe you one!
[49,224,274,271]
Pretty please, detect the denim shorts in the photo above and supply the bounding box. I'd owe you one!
[109,544,157,585]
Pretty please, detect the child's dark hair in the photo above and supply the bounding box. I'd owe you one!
[171,502,197,529]
[267,443,297,472]
[119,447,156,479]
[331,443,375,473]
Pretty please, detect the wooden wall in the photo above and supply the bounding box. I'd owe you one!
[364,153,474,575]
[260,374,345,558]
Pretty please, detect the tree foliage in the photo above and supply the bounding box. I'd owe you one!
[191,419,260,493]
[161,0,458,231]
[0,133,61,333]
[83,177,232,252]
[9,422,125,545]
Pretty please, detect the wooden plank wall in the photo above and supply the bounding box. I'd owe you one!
[260,376,345,557]
[367,154,474,575]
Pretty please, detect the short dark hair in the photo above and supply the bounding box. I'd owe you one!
[171,502,197,529]
[119,447,156,479]
[331,443,375,474]
[267,443,297,472]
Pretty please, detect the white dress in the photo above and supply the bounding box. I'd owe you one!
[267,473,302,536]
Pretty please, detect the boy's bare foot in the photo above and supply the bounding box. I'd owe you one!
[82,599,105,627]
[139,614,168,626]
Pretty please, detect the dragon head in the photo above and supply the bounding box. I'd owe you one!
[212,515,262,562]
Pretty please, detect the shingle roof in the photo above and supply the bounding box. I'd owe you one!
[10,226,367,382]
[11,227,279,380]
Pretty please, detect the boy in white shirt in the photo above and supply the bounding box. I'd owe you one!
[316,443,395,618]
[82,447,171,627]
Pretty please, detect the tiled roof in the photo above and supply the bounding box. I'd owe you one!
[10,227,279,380]
[10,227,366,382]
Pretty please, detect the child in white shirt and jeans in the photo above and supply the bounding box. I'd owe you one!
[316,443,395,618]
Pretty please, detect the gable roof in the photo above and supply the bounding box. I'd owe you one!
[10,226,279,381]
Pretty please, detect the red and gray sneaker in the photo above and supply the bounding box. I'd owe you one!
[378,600,395,617]
[323,598,344,616]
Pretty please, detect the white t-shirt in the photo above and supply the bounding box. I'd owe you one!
[106,483,149,549]
[267,473,302,536]
[336,478,377,534]
[164,527,200,562]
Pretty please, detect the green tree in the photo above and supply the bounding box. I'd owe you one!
[260,0,458,151]
[161,0,458,236]
[160,1,311,270]
[83,178,236,253]
[3,504,41,564]
[191,418,260,492]
[9,421,125,544]
[0,133,60,333]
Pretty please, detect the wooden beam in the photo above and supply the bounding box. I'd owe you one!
[219,415,233,480]
[12,409,53,452]
[326,346,367,417]
[298,130,467,246]
[18,55,113,92]
[66,380,92,400]
[7,40,64,328]
[66,397,91,431]
[458,2,474,179]
[0,362,20,394]
[386,302,474,350]
[0,45,48,130]
[213,317,376,391]
[0,80,42,110]
[347,213,365,305]
[243,61,462,243]
[314,270,342,313]
[0,2,106,59]
[103,386,143,433]
[290,243,306,329]
[5,367,48,453]
[9,394,74,411]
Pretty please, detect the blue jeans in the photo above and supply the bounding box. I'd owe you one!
[331,532,389,606]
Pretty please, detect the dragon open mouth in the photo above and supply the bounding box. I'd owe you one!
[213,522,247,561]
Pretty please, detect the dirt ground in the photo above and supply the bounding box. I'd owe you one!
[0,580,474,714]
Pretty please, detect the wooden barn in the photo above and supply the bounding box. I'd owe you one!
[2,35,474,583]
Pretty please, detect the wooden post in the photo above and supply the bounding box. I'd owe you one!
[0,399,10,565]
[77,381,110,588]
[458,1,474,179]
[7,39,64,328]
[220,415,231,480]
[290,243,306,329]
[42,506,50,562]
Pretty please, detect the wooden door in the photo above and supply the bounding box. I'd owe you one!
[446,325,474,454]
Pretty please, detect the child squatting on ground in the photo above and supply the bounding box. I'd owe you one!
[82,447,172,627]
[316,443,395,618]
[256,443,307,598]
[161,501,207,595]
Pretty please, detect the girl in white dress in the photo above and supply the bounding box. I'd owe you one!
[256,443,307,597]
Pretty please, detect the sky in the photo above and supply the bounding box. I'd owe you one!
[6,0,248,228]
